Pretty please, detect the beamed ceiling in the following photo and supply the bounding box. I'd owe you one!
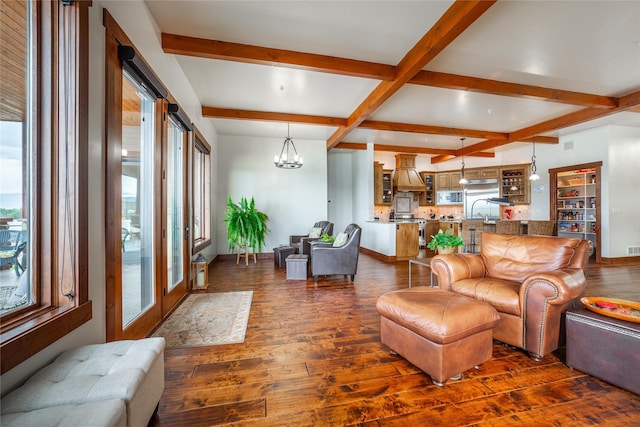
[146,1,640,163]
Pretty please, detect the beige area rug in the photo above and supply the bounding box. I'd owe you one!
[153,291,252,347]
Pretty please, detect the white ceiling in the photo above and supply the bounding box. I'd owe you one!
[144,0,640,156]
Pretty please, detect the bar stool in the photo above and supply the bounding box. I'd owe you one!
[527,220,555,236]
[495,220,521,235]
[461,219,484,253]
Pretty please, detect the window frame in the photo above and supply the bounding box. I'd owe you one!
[0,0,91,374]
[191,125,211,254]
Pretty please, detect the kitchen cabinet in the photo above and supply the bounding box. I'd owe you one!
[424,220,441,257]
[449,171,462,190]
[500,166,530,204]
[396,222,419,261]
[418,172,435,206]
[555,167,599,250]
[436,172,450,190]
[436,172,462,190]
[437,171,463,190]
[374,162,393,205]
[464,168,498,180]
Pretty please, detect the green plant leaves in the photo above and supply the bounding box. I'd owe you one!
[426,229,464,250]
[224,195,270,253]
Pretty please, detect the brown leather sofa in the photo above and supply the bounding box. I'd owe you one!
[431,232,591,361]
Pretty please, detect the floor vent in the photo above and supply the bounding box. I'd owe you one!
[627,246,640,256]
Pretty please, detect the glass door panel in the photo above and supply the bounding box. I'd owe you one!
[121,72,155,326]
[166,120,184,291]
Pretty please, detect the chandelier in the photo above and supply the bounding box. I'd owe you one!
[274,124,303,169]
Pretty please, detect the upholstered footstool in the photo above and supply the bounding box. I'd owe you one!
[286,254,309,280]
[1,337,165,427]
[376,286,499,386]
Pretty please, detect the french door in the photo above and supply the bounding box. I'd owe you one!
[105,18,189,340]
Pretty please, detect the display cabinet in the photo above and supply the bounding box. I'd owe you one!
[500,166,530,204]
[418,172,435,206]
[374,162,393,205]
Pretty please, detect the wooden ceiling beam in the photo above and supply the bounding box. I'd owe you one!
[162,36,619,113]
[334,142,495,158]
[201,106,526,144]
[410,70,617,109]
[359,120,508,140]
[162,33,396,80]
[325,0,497,150]
[201,107,347,127]
[459,89,640,156]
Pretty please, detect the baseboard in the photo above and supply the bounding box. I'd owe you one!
[598,256,640,266]
[359,247,396,263]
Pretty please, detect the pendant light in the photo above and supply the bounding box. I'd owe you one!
[529,141,540,181]
[458,137,469,184]
[274,123,303,169]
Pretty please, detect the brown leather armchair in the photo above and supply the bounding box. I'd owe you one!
[289,221,334,254]
[309,223,361,284]
[431,232,591,361]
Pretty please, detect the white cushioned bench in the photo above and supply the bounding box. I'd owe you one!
[1,337,165,427]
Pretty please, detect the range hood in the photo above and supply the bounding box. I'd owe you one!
[392,154,425,192]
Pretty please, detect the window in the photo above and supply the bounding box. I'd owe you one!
[192,126,211,254]
[0,0,91,374]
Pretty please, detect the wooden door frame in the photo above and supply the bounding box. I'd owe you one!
[161,108,190,315]
[549,161,602,264]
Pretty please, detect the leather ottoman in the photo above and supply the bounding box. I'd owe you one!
[566,307,640,395]
[376,286,499,386]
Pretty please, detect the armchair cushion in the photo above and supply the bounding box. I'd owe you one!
[332,232,348,247]
[309,227,323,238]
[481,232,585,283]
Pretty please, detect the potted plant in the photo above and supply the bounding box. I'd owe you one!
[224,195,270,254]
[427,229,464,254]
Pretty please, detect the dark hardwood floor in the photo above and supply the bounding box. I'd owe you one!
[150,253,640,426]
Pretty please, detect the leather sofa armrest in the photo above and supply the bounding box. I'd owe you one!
[520,268,588,359]
[430,254,486,291]
[520,268,587,306]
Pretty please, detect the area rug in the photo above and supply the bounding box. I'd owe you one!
[152,291,252,347]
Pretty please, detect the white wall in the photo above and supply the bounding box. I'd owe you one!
[1,0,218,394]
[607,126,640,257]
[216,135,327,254]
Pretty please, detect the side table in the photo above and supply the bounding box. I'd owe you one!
[274,246,296,268]
[408,259,435,288]
[566,306,640,395]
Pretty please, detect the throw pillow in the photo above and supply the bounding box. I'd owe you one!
[332,232,348,247]
[309,227,322,238]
